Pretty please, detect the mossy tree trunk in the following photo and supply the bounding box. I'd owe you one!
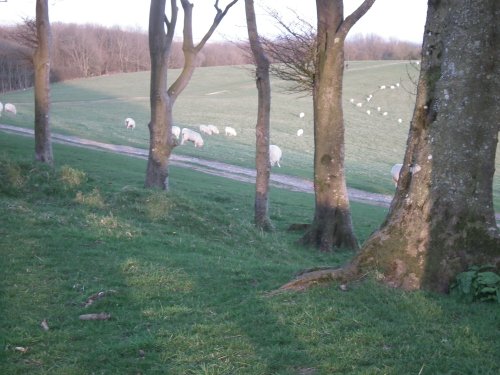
[146,0,239,190]
[354,0,500,292]
[300,0,375,252]
[245,0,273,231]
[33,0,53,165]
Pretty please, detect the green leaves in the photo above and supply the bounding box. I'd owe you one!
[451,265,500,303]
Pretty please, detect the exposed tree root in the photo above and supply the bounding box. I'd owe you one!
[270,264,361,294]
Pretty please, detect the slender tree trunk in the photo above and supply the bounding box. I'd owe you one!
[33,0,53,165]
[145,0,176,190]
[354,0,500,292]
[300,0,375,252]
[245,0,273,231]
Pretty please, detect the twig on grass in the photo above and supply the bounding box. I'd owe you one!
[79,313,111,321]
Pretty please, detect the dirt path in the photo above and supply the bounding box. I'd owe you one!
[2,123,499,224]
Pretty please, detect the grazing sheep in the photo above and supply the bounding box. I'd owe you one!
[299,112,305,118]
[224,126,237,136]
[380,85,386,90]
[391,163,403,186]
[199,124,213,135]
[181,128,204,148]
[172,125,181,139]
[297,128,304,136]
[269,145,282,167]
[349,98,355,103]
[207,124,219,134]
[382,111,388,116]
[356,102,363,107]
[125,117,135,129]
[4,103,16,115]
[366,110,371,115]
[397,118,403,124]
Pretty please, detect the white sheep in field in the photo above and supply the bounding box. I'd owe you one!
[299,112,305,118]
[181,128,204,148]
[296,128,304,136]
[171,125,181,139]
[269,144,282,167]
[4,103,16,115]
[391,163,403,186]
[199,124,213,135]
[391,163,422,186]
[207,124,219,134]
[224,126,237,136]
[125,117,135,129]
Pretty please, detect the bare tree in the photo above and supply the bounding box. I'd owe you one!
[33,0,53,164]
[146,0,239,190]
[245,0,272,231]
[279,0,499,294]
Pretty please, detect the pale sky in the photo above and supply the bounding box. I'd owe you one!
[0,0,427,44]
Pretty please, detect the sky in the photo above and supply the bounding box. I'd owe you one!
[0,0,427,44]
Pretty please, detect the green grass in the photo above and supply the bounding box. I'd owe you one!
[3,61,498,207]
[1,132,499,374]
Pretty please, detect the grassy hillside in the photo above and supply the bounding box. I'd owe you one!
[1,61,499,208]
[1,133,499,374]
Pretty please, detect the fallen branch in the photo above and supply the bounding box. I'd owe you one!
[79,312,111,321]
[82,290,116,308]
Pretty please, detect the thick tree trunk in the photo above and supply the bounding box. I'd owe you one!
[354,0,500,292]
[33,0,53,165]
[301,0,361,252]
[245,0,273,231]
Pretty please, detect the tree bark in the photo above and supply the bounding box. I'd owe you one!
[245,0,273,231]
[300,0,375,252]
[145,0,239,190]
[33,0,53,165]
[354,0,500,293]
[145,0,176,190]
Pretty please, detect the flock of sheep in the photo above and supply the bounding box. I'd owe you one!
[124,118,283,167]
[348,82,405,124]
[0,102,17,116]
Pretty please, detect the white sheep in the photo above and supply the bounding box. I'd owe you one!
[356,102,363,107]
[181,128,204,148]
[299,112,305,118]
[125,117,135,129]
[4,103,16,115]
[199,124,213,135]
[172,125,181,139]
[207,124,219,134]
[391,163,403,186]
[224,126,237,136]
[296,128,304,136]
[269,145,282,167]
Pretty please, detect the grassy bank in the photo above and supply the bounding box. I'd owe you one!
[1,133,499,374]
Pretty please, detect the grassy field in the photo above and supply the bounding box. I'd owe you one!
[1,130,500,374]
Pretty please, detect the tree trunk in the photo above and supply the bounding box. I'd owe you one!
[301,0,375,252]
[33,0,53,165]
[245,0,273,231]
[145,0,239,190]
[145,0,177,190]
[354,0,500,292]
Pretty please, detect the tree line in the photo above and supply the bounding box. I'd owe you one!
[0,21,420,93]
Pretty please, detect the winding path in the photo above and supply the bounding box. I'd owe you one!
[1,124,499,224]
